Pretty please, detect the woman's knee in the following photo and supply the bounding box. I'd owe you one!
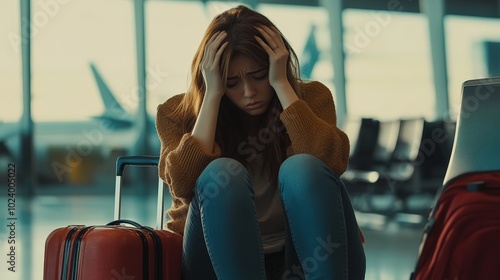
[196,158,253,204]
[278,154,341,196]
[279,154,326,174]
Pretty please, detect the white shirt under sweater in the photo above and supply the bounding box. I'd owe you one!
[248,154,286,254]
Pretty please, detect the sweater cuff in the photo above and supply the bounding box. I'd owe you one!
[166,134,221,199]
[175,133,221,164]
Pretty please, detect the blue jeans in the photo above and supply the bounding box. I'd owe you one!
[181,154,366,280]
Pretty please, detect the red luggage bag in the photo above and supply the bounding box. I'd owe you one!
[43,156,183,280]
[411,170,500,280]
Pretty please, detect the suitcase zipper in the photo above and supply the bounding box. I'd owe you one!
[134,229,150,280]
[69,226,92,280]
[143,227,163,280]
[60,226,82,280]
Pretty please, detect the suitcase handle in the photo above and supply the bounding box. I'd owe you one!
[107,219,145,228]
[114,156,165,230]
[116,155,159,176]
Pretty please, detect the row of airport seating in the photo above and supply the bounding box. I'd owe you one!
[340,117,456,215]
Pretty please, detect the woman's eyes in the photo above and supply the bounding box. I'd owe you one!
[254,73,267,80]
[226,80,238,88]
[225,72,268,88]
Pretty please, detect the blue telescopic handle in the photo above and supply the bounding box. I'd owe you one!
[116,156,159,176]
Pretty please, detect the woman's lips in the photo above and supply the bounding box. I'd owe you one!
[245,101,264,110]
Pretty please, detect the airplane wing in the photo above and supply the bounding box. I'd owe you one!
[0,122,18,158]
[0,122,19,140]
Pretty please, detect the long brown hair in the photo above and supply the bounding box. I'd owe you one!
[174,5,303,182]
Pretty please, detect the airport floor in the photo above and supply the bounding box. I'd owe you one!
[1,185,433,280]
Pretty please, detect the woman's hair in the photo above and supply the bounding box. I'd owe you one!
[175,5,303,181]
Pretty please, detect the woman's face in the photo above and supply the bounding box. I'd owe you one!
[224,54,274,116]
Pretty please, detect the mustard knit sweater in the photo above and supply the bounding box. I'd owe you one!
[156,81,361,241]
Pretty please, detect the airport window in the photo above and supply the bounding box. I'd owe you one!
[145,0,210,114]
[343,9,435,120]
[29,0,135,122]
[445,15,500,119]
[28,0,137,186]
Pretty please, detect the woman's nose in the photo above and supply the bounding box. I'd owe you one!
[243,81,256,97]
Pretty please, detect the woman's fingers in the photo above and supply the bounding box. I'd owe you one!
[203,31,227,64]
[256,25,284,52]
[255,25,289,88]
[201,31,228,98]
[214,41,228,63]
[254,35,272,53]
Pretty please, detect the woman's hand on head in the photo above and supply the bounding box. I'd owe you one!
[200,31,228,101]
[254,25,290,89]
[254,25,298,110]
[192,31,227,154]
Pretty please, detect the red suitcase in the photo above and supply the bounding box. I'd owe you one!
[43,156,183,280]
[411,170,500,280]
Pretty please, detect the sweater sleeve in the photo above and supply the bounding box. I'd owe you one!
[156,95,221,203]
[280,81,350,176]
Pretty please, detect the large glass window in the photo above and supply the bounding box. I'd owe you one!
[343,9,434,120]
[31,0,135,122]
[146,0,209,113]
[27,0,136,186]
[445,15,500,119]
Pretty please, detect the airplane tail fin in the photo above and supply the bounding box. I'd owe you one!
[90,63,126,115]
[301,24,319,79]
[90,63,133,128]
